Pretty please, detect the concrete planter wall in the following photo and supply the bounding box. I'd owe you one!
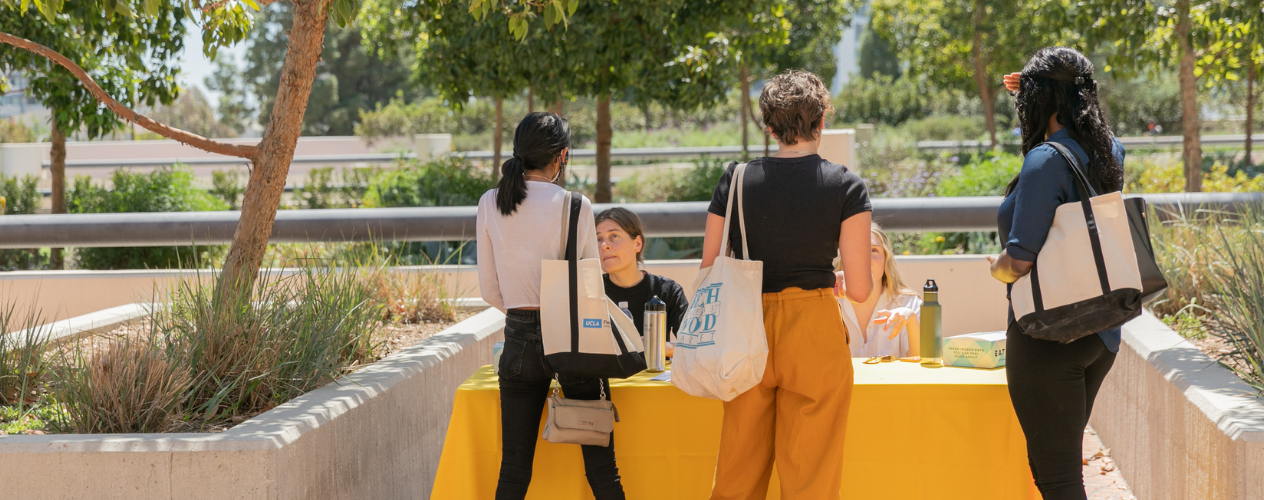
[1090,312,1264,499]
[0,308,504,500]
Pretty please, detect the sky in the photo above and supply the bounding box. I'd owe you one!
[178,20,248,106]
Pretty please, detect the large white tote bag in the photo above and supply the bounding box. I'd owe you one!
[541,192,647,379]
[672,163,768,401]
[1009,142,1144,343]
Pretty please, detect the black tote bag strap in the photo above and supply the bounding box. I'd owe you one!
[1042,141,1112,297]
[564,193,583,353]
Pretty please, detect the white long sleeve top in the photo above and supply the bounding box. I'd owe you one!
[476,181,599,312]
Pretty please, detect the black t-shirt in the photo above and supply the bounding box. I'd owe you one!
[603,272,689,341]
[707,156,872,293]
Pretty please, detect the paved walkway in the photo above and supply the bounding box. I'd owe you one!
[1084,426,1136,500]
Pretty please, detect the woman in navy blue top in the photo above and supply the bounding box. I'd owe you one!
[987,47,1126,500]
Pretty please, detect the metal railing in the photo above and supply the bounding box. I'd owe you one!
[39,134,1264,170]
[0,193,1259,249]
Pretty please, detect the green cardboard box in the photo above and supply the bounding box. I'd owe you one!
[942,331,1007,368]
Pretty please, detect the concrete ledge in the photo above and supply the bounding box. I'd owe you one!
[1090,311,1264,499]
[2,302,153,346]
[0,307,505,499]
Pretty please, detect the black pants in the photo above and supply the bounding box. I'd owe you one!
[496,310,626,500]
[1006,323,1117,500]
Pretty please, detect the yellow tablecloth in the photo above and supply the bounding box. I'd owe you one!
[432,361,1037,499]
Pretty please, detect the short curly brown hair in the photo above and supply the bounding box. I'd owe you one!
[759,70,834,145]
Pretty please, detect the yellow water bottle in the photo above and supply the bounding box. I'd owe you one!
[920,279,943,367]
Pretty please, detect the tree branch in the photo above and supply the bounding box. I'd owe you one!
[0,31,258,159]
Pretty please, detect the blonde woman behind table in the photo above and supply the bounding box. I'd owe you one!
[833,223,921,358]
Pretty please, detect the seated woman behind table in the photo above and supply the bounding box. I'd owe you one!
[835,223,922,358]
[595,207,689,356]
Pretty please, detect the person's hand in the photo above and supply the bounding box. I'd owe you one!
[1003,72,1021,93]
[986,254,1003,281]
[833,270,847,298]
[873,307,919,340]
[665,341,675,358]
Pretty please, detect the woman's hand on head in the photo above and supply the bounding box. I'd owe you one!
[874,306,919,340]
[1003,72,1021,93]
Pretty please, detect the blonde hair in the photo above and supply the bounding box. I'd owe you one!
[836,222,916,301]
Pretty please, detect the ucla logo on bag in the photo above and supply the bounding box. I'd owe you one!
[678,283,722,349]
[582,318,603,328]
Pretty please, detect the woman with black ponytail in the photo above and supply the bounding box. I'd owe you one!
[476,112,625,499]
[986,47,1126,500]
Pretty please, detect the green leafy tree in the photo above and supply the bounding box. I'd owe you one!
[242,2,416,135]
[0,0,186,267]
[857,16,901,80]
[2,0,576,293]
[1072,0,1243,191]
[870,0,1060,148]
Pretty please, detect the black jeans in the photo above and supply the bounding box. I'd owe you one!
[496,309,626,500]
[1006,322,1117,500]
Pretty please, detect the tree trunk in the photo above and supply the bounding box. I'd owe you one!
[50,118,65,270]
[218,0,331,294]
[971,0,997,149]
[596,94,612,203]
[1247,59,1255,165]
[528,87,535,113]
[1176,0,1202,192]
[740,64,750,159]
[493,96,504,172]
[552,100,564,117]
[643,104,652,133]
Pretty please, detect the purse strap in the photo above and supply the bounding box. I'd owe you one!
[718,162,751,260]
[563,192,583,353]
[1030,142,1113,312]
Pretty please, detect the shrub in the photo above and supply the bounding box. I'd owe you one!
[0,174,48,271]
[0,302,49,407]
[0,120,34,143]
[613,156,726,203]
[834,74,930,126]
[1204,207,1264,392]
[210,170,245,210]
[291,166,379,209]
[1128,160,1264,193]
[68,166,229,269]
[1100,72,1183,137]
[363,157,495,208]
[936,152,1023,197]
[902,115,988,142]
[55,332,189,434]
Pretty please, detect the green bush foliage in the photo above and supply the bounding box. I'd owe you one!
[68,166,228,269]
[0,174,49,271]
[291,166,379,209]
[613,156,726,203]
[935,152,1023,197]
[362,157,495,208]
[210,170,245,210]
[834,74,929,126]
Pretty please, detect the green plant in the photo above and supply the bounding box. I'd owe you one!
[613,156,726,203]
[1129,160,1264,193]
[834,74,929,126]
[68,166,229,269]
[0,302,49,408]
[936,151,1023,197]
[902,115,988,142]
[54,331,190,434]
[1203,207,1264,392]
[291,166,379,209]
[210,170,245,210]
[159,266,381,426]
[0,119,33,143]
[0,173,48,271]
[363,157,495,209]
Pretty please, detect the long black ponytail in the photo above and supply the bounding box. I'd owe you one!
[1006,46,1123,196]
[496,112,571,216]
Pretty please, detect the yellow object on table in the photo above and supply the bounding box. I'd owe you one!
[432,361,1037,500]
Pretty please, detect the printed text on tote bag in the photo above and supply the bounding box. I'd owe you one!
[679,283,723,349]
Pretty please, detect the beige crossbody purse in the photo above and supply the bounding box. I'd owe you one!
[542,375,619,447]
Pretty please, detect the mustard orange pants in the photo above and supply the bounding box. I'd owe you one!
[711,287,854,500]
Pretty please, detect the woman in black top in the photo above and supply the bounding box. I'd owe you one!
[704,70,874,500]
[988,47,1127,500]
[595,208,689,355]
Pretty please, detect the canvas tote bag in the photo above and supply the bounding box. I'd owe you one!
[671,163,768,401]
[541,193,647,379]
[1010,142,1146,343]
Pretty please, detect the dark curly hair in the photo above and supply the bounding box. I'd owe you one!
[1006,47,1123,195]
